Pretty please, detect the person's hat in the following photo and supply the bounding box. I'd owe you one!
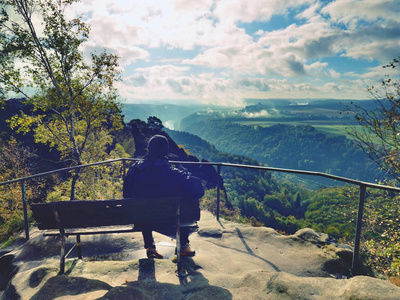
[147,135,169,158]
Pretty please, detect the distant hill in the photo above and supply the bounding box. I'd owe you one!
[121,99,386,186]
[121,103,202,130]
[121,99,378,130]
[179,99,380,125]
[244,98,377,110]
[179,118,384,185]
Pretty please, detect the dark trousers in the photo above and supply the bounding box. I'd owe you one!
[142,228,190,249]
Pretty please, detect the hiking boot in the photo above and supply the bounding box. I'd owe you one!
[177,243,196,257]
[146,247,164,259]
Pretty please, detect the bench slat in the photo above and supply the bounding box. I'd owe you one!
[31,197,200,230]
[42,222,199,237]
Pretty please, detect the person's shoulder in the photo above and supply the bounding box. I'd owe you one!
[125,161,139,176]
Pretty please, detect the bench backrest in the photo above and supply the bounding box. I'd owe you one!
[31,197,200,230]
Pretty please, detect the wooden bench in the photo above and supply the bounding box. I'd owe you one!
[30,197,200,275]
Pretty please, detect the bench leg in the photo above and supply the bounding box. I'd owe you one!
[52,205,66,275]
[76,234,82,259]
[60,234,66,275]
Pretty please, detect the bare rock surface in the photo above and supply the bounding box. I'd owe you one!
[1,211,400,299]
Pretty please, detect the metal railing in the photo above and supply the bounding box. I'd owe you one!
[2,158,400,274]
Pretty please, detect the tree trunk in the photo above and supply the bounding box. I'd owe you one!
[70,168,82,200]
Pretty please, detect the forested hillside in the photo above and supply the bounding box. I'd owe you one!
[167,129,313,230]
[180,118,381,184]
[167,129,358,236]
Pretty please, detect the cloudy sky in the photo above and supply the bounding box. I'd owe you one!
[67,0,400,106]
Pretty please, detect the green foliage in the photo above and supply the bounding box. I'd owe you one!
[46,167,124,202]
[365,239,400,277]
[168,128,312,233]
[121,137,136,157]
[46,143,130,201]
[361,190,400,277]
[304,186,358,239]
[200,188,244,224]
[147,116,164,133]
[0,138,42,244]
[347,57,400,183]
[343,57,400,277]
[0,211,27,247]
[0,0,123,199]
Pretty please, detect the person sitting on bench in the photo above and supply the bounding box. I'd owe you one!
[123,134,204,259]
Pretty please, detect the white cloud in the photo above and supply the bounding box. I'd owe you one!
[88,16,142,46]
[213,0,314,23]
[242,110,271,118]
[258,17,341,59]
[135,65,189,77]
[328,69,340,79]
[237,78,270,92]
[296,2,321,20]
[347,63,399,80]
[321,0,400,28]
[339,24,400,61]
[63,0,399,103]
[183,46,242,69]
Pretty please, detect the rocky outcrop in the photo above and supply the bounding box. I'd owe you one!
[1,211,399,299]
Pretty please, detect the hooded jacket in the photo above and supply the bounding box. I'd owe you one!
[123,158,204,200]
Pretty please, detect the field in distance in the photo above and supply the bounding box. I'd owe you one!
[234,120,358,138]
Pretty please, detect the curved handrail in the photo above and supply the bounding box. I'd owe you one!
[2,158,400,192]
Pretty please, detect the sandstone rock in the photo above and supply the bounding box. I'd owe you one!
[1,211,399,300]
[292,228,330,245]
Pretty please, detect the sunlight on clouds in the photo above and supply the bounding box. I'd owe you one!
[341,30,400,62]
[322,0,400,29]
[347,64,399,80]
[82,42,149,68]
[135,65,189,77]
[295,2,321,20]
[64,0,399,103]
[213,0,314,23]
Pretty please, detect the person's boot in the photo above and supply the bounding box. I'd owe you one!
[146,247,164,259]
[178,243,196,257]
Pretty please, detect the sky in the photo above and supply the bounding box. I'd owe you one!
[66,0,400,106]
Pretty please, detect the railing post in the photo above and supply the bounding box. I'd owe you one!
[21,180,30,240]
[352,184,366,274]
[216,164,221,221]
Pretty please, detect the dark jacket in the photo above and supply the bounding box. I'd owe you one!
[123,158,204,199]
